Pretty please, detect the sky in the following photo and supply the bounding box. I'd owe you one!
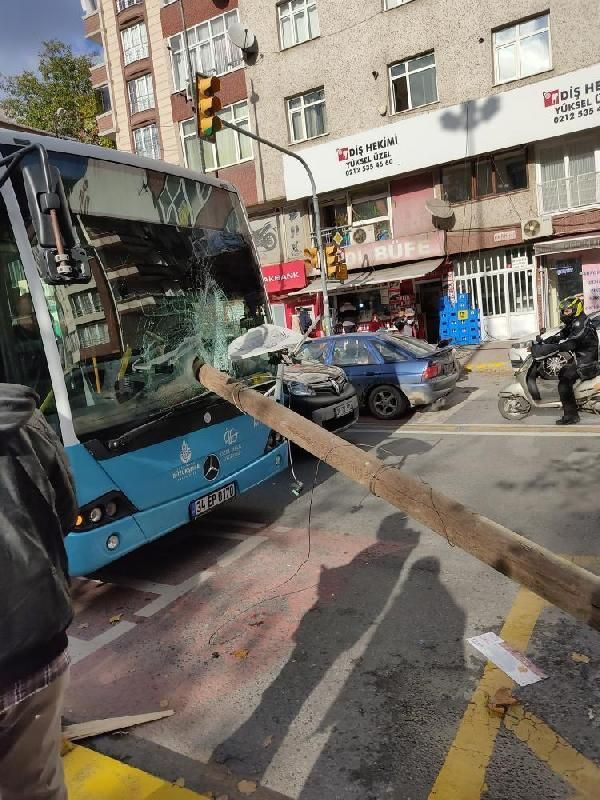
[0,0,92,79]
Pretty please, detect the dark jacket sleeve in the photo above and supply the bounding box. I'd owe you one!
[557,319,589,352]
[27,412,78,536]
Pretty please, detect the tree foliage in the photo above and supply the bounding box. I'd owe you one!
[0,40,114,147]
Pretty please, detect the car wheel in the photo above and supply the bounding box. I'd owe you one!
[368,385,409,420]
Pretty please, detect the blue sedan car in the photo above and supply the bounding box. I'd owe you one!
[297,332,459,420]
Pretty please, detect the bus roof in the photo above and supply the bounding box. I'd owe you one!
[0,125,239,198]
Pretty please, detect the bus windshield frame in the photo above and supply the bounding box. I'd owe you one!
[2,147,274,444]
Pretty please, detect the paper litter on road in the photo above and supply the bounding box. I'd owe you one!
[467,631,548,686]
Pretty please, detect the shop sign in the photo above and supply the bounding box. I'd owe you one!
[583,262,600,312]
[284,62,600,201]
[345,231,444,271]
[510,255,530,270]
[493,230,518,243]
[261,261,307,294]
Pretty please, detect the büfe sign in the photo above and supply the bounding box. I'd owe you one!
[345,231,444,270]
[261,261,307,294]
[284,62,600,200]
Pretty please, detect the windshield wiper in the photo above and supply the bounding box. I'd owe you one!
[107,393,218,451]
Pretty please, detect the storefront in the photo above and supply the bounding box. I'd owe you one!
[452,246,538,339]
[289,258,447,340]
[535,235,600,328]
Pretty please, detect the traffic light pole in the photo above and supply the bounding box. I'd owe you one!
[217,117,331,335]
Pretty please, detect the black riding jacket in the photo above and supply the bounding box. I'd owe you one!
[546,313,599,366]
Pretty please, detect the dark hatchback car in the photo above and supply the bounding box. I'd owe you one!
[283,362,359,433]
[297,333,459,420]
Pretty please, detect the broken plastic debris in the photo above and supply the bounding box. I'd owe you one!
[109,614,122,625]
[487,687,520,716]
[262,735,273,748]
[232,649,250,660]
[237,780,257,795]
[571,652,591,664]
[467,632,547,686]
[173,777,185,787]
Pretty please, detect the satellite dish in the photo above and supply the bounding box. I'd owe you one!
[425,198,453,219]
[228,325,302,362]
[228,21,258,54]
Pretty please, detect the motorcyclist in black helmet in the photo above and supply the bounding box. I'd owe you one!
[544,296,599,425]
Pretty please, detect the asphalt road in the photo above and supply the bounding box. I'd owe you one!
[66,370,600,800]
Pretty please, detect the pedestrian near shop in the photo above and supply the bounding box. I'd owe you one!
[0,383,77,800]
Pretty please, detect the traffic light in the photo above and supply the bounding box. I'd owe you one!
[196,74,222,141]
[325,244,347,281]
[303,247,319,275]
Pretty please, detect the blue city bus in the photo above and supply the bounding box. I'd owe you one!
[0,126,288,575]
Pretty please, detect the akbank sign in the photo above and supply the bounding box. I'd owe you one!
[284,63,600,201]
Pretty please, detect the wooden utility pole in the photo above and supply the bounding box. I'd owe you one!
[199,364,600,631]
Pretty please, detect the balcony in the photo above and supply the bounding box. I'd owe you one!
[116,0,143,11]
[538,172,600,216]
[96,111,116,136]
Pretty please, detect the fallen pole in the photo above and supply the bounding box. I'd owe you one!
[199,364,600,631]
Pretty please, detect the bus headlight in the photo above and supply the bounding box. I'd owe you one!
[73,492,137,533]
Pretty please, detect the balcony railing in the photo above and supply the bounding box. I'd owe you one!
[537,172,600,215]
[116,0,143,12]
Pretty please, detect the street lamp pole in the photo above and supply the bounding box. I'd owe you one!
[217,116,331,335]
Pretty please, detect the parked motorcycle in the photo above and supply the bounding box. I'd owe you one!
[498,342,600,421]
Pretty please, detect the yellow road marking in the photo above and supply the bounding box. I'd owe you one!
[428,588,547,799]
[430,555,600,799]
[64,744,212,799]
[505,707,600,800]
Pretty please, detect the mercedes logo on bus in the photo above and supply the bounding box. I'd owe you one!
[203,455,220,481]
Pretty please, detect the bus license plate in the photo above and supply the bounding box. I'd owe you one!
[334,399,355,418]
[189,483,236,520]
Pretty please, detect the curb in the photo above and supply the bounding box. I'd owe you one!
[463,361,512,372]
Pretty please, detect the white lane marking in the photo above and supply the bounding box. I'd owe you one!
[263,552,416,797]
[211,518,265,529]
[69,620,136,664]
[413,387,488,424]
[69,535,267,661]
[348,428,600,438]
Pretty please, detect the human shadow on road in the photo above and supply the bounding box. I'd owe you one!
[211,513,420,782]
[298,555,467,800]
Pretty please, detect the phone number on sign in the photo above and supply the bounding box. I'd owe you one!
[554,106,598,124]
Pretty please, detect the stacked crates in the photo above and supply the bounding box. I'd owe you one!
[439,294,481,345]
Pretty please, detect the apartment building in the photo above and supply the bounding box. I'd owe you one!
[82,0,600,340]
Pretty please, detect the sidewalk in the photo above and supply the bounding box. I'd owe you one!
[455,340,515,373]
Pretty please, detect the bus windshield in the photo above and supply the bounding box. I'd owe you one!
[9,152,272,441]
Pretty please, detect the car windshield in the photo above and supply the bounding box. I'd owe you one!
[8,150,273,441]
[297,340,330,364]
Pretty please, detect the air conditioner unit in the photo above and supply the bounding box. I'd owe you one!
[521,217,552,240]
[352,224,376,244]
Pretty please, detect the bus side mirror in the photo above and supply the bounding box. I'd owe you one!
[21,161,91,284]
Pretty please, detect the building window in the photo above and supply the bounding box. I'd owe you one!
[128,74,155,114]
[384,0,415,8]
[278,0,319,50]
[121,22,149,65]
[79,322,110,349]
[181,101,252,172]
[538,139,598,214]
[169,11,243,92]
[493,14,551,84]
[133,124,160,159]
[442,151,528,203]
[116,0,143,12]
[95,85,112,114]
[389,52,438,113]
[69,290,102,318]
[287,89,326,143]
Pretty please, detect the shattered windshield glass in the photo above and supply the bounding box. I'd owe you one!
[12,151,272,441]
